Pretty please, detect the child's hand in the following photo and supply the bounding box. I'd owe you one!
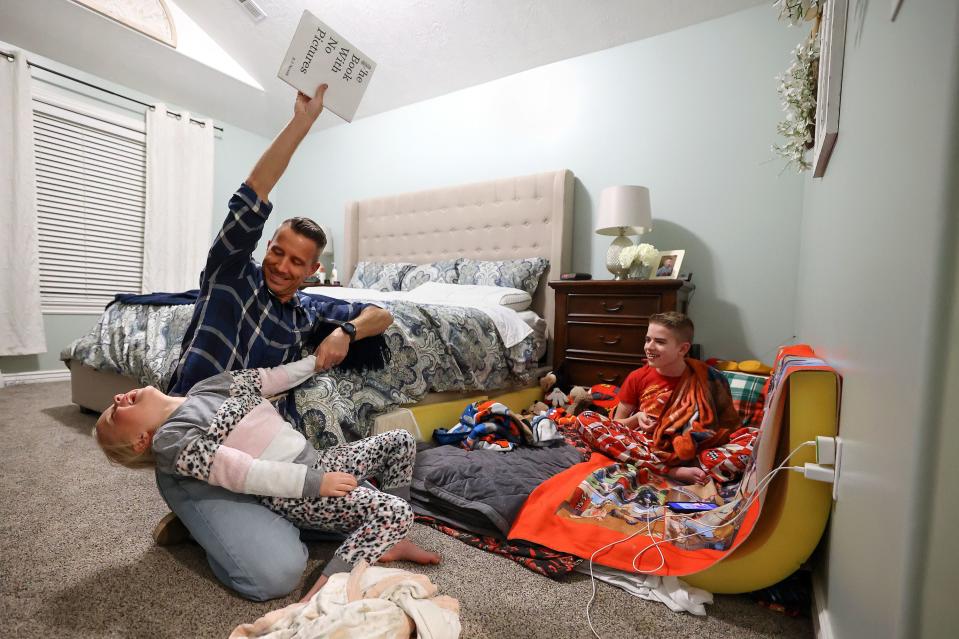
[668,466,709,485]
[320,472,358,497]
[637,412,657,432]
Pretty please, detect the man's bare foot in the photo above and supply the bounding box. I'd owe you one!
[299,574,328,603]
[668,466,708,485]
[378,539,441,566]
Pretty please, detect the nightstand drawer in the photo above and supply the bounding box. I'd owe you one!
[567,321,645,356]
[564,358,638,387]
[567,293,662,319]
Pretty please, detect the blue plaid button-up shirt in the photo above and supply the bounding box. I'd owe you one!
[167,184,366,396]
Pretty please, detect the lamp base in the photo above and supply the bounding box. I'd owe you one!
[605,234,633,280]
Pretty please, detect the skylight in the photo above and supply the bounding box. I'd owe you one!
[166,0,263,90]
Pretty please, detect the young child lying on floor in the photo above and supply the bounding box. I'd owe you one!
[93,355,439,601]
[578,311,756,485]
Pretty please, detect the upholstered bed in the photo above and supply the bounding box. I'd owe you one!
[61,170,574,441]
[341,168,572,341]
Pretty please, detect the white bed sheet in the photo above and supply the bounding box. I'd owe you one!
[303,285,537,348]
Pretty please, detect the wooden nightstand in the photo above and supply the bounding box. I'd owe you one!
[549,279,693,387]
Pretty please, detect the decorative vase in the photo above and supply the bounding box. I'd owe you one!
[628,262,651,280]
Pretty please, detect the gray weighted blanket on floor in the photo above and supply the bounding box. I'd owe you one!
[411,443,584,538]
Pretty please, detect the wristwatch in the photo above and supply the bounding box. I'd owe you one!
[340,321,357,342]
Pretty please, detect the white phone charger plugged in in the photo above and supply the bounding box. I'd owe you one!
[804,463,836,483]
[816,436,837,465]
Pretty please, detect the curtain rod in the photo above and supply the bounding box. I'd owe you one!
[1,48,224,133]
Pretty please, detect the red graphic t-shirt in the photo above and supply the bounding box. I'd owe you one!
[617,365,683,420]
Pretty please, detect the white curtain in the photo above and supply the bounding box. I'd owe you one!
[143,104,214,292]
[0,51,46,356]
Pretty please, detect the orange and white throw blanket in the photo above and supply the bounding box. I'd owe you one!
[230,561,460,639]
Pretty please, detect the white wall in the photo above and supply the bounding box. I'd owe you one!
[271,4,804,361]
[0,41,269,376]
[792,2,959,637]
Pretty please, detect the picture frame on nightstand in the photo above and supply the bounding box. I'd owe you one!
[651,250,685,279]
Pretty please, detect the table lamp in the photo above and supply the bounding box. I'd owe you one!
[594,186,652,279]
[317,224,334,282]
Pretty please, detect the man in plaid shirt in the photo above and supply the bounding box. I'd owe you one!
[168,95,391,396]
[155,85,394,601]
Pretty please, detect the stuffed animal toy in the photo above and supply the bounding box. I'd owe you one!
[538,371,558,392]
[545,387,568,408]
[525,401,549,416]
[567,386,588,406]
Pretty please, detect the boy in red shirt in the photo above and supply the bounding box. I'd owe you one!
[578,312,746,484]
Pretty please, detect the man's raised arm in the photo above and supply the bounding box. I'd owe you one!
[245,84,328,203]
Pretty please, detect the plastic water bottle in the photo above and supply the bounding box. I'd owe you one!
[317,263,327,284]
[331,263,338,284]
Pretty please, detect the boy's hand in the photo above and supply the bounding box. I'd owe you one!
[637,412,657,432]
[320,472,358,497]
[668,466,709,485]
[294,84,327,122]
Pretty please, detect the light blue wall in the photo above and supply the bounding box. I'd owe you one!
[790,2,959,638]
[0,42,269,376]
[275,4,804,360]
[212,124,271,240]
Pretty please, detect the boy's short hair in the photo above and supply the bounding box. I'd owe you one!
[279,217,327,262]
[649,311,694,344]
[92,420,155,469]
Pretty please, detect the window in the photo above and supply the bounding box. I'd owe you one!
[32,91,146,312]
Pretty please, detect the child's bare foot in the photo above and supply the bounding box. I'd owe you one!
[299,574,328,603]
[378,539,441,566]
[668,466,708,485]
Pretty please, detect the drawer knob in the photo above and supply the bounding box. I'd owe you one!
[599,335,621,346]
[596,372,619,384]
[601,300,624,312]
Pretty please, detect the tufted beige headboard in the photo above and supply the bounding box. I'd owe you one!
[342,170,574,341]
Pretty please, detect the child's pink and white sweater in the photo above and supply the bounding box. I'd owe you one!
[152,356,327,498]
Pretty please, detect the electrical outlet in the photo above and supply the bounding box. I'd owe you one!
[832,436,843,501]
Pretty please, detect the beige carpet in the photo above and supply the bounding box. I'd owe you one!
[0,380,813,638]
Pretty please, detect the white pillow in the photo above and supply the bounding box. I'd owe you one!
[405,282,532,311]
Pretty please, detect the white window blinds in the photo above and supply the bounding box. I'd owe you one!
[32,96,146,312]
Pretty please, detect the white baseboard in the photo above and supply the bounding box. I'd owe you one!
[812,570,834,639]
[1,368,71,386]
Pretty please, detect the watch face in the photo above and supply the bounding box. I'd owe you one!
[343,322,356,338]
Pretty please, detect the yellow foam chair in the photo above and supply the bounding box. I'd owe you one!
[684,371,838,593]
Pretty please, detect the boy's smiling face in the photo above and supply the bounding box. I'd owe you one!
[644,323,690,371]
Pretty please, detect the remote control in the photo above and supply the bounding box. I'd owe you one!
[560,272,592,280]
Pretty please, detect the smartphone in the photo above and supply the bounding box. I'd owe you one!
[666,501,718,513]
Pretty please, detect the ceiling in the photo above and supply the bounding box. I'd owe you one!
[0,0,766,137]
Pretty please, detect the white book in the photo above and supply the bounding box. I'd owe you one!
[277,10,376,123]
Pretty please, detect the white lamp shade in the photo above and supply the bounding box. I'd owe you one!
[594,185,652,236]
[320,224,334,257]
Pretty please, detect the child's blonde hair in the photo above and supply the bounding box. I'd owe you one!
[92,417,156,469]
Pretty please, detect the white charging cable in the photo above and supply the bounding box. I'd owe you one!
[584,440,815,639]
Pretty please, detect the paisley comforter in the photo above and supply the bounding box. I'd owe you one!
[61,300,546,448]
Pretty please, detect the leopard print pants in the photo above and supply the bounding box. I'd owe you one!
[262,429,416,570]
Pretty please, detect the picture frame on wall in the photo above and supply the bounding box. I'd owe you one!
[652,250,685,279]
[812,0,849,178]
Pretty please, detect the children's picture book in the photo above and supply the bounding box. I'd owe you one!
[277,10,376,122]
